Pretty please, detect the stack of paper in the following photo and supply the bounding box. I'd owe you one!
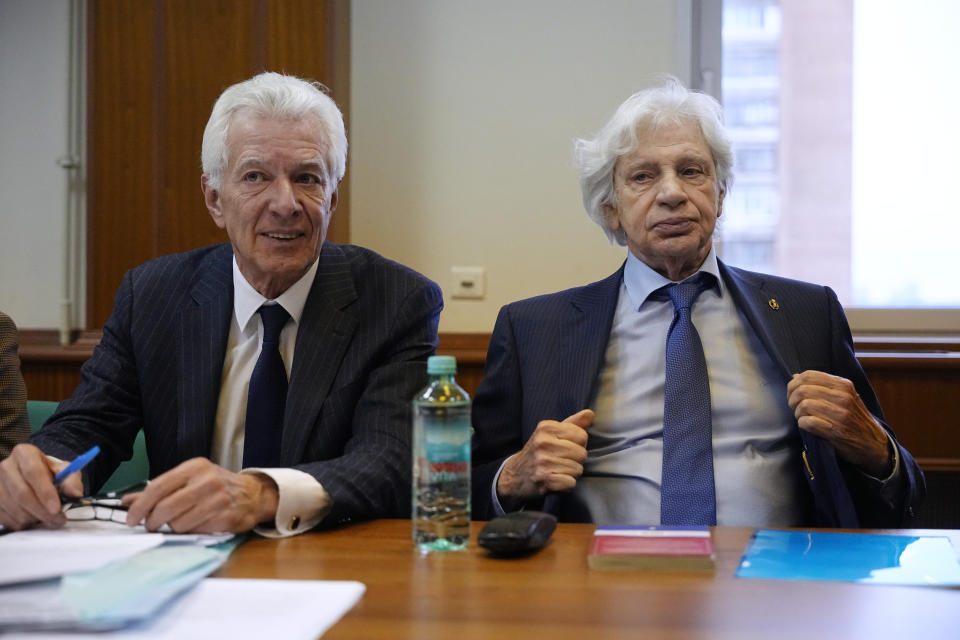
[0,528,233,631]
[1,579,366,639]
[0,520,365,637]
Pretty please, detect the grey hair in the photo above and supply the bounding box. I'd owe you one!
[573,76,734,245]
[201,72,347,190]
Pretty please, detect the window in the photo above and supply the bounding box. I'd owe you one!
[710,0,960,331]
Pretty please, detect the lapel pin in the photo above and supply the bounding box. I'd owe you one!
[768,298,780,310]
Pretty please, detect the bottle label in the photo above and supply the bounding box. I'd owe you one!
[422,412,469,465]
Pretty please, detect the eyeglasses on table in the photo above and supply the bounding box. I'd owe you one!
[61,480,148,524]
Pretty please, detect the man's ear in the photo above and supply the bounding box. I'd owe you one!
[201,174,226,229]
[603,202,621,233]
[717,189,725,219]
[329,186,339,213]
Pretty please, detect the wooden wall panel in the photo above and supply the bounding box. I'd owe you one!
[87,1,158,327]
[858,355,960,472]
[266,0,332,71]
[86,0,348,328]
[158,0,259,256]
[265,0,350,243]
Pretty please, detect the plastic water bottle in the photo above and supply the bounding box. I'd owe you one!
[412,355,471,551]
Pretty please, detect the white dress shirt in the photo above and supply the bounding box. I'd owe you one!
[211,256,331,537]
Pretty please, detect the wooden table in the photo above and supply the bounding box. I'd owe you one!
[216,520,960,639]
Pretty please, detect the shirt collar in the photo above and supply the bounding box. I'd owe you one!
[623,244,723,310]
[232,257,319,333]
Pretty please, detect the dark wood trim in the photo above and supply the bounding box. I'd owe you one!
[17,330,101,363]
[918,459,960,473]
[436,332,490,364]
[15,329,960,370]
[857,352,960,369]
[854,335,960,352]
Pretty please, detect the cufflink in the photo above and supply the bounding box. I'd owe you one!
[287,515,301,530]
[768,298,780,310]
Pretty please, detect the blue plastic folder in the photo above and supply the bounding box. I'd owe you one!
[736,529,960,587]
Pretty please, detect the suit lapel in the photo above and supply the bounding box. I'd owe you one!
[720,261,860,526]
[719,260,802,380]
[282,243,359,464]
[545,266,623,522]
[178,244,234,460]
[558,266,624,416]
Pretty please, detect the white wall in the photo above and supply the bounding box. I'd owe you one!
[0,0,74,329]
[350,0,685,332]
[0,0,685,333]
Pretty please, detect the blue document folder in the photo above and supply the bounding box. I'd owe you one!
[736,529,960,587]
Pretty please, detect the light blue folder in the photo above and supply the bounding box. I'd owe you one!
[736,529,960,587]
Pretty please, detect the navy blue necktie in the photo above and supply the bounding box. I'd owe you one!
[660,273,717,526]
[243,304,290,468]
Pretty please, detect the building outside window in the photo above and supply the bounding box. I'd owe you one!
[717,0,960,323]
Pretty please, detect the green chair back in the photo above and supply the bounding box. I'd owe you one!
[27,400,149,493]
[26,400,59,432]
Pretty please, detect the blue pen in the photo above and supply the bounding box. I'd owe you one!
[52,445,100,487]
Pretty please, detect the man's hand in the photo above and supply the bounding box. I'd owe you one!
[121,457,279,533]
[0,443,82,531]
[787,370,892,477]
[497,409,594,501]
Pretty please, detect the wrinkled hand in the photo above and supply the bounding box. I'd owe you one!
[787,370,891,477]
[0,443,83,531]
[497,409,594,501]
[121,457,279,533]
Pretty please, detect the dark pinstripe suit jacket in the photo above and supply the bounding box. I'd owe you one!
[0,311,30,460]
[471,260,925,527]
[31,242,442,525]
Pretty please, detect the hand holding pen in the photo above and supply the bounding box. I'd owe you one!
[0,443,98,532]
[53,446,100,487]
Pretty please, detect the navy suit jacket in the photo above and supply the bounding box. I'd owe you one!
[32,242,443,526]
[472,260,925,527]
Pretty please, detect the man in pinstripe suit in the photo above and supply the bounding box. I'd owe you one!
[0,73,442,536]
[472,79,924,528]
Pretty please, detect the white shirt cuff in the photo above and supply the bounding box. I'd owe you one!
[491,457,514,517]
[242,467,332,538]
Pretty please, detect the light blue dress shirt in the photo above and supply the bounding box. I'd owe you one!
[573,247,811,526]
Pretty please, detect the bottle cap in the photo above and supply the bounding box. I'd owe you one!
[427,355,457,375]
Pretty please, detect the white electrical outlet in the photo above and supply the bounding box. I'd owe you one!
[451,266,486,299]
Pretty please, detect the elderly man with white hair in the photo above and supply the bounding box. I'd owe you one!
[1,72,442,536]
[471,77,924,528]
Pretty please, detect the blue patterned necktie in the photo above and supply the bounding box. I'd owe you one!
[659,272,717,526]
[243,304,290,468]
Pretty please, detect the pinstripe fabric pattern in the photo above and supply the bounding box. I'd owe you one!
[0,312,30,460]
[30,242,443,525]
[471,260,924,527]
